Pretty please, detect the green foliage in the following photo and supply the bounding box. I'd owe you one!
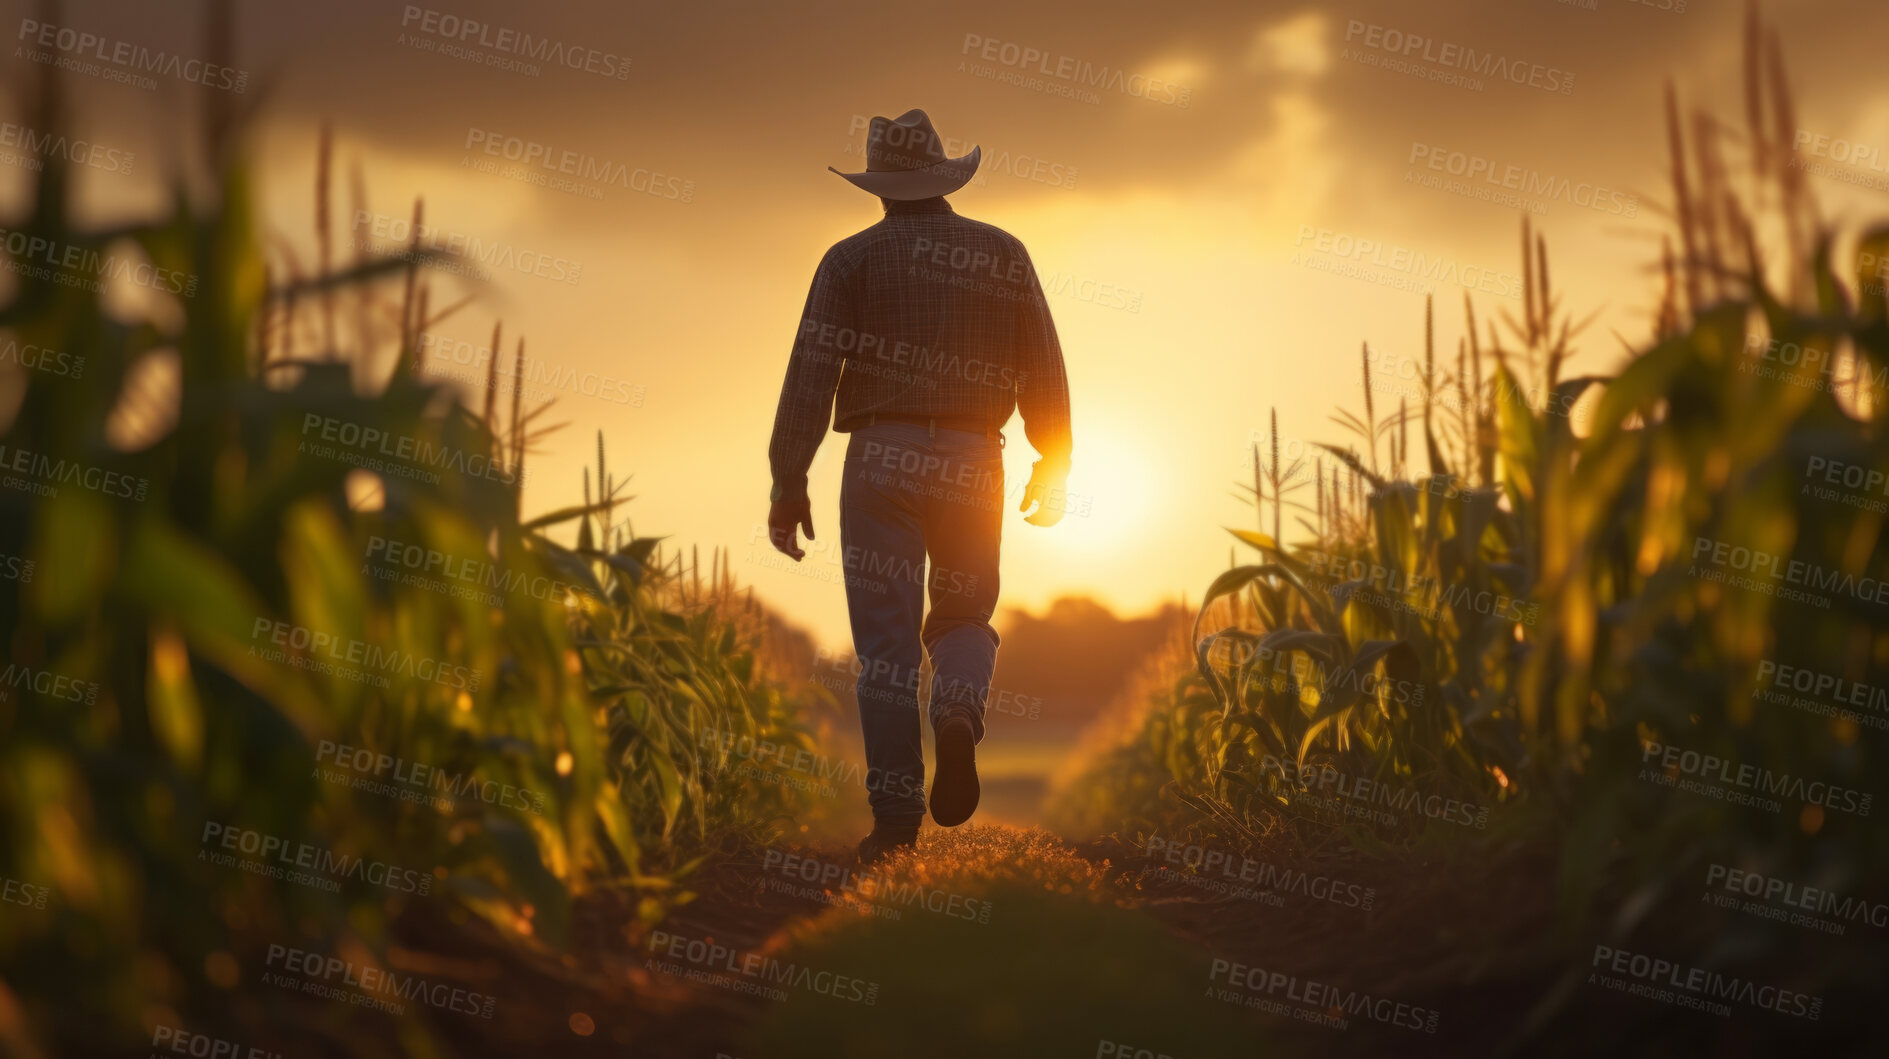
[1059,19,1888,1012]
[0,49,812,1057]
[547,451,819,895]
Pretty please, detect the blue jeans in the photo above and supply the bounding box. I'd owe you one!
[840,422,1004,826]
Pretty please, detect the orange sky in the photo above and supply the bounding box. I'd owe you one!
[11,0,1889,645]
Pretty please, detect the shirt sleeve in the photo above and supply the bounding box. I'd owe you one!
[768,247,855,504]
[1013,245,1072,470]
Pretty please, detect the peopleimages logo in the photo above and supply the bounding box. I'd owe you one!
[1297,547,1537,627]
[1293,226,1523,299]
[1705,863,1889,934]
[1793,129,1889,173]
[462,129,695,202]
[0,662,99,705]
[698,725,925,801]
[743,523,982,598]
[1742,334,1887,390]
[150,1023,281,1059]
[0,121,133,174]
[249,617,480,691]
[0,553,34,583]
[263,943,496,1019]
[316,739,546,815]
[1755,660,1886,714]
[366,534,577,607]
[0,227,196,296]
[1753,659,1889,732]
[420,333,643,406]
[808,649,1044,720]
[1639,739,1872,817]
[299,412,523,486]
[1208,638,1427,707]
[1208,958,1441,1032]
[1801,455,1889,513]
[1407,143,1635,216]
[760,848,993,923]
[0,337,83,379]
[958,34,1192,107]
[1142,834,1376,909]
[1259,755,1489,829]
[200,821,433,896]
[15,18,250,92]
[845,114,1079,190]
[646,929,881,1004]
[2,876,49,910]
[1590,945,1822,1020]
[1342,20,1574,95]
[398,5,631,79]
[352,209,583,286]
[1689,536,1889,609]
[0,443,149,501]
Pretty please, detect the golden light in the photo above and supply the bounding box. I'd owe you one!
[203,951,240,989]
[344,470,385,512]
[1031,421,1159,556]
[152,628,189,682]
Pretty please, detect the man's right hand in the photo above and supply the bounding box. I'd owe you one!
[768,498,815,560]
[1019,462,1069,527]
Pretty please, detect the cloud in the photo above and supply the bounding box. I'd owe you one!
[1250,11,1331,77]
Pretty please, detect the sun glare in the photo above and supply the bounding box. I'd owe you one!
[1028,424,1156,555]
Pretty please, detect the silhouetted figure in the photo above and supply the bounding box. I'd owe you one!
[767,109,1073,864]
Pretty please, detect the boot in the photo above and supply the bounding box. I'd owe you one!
[856,822,919,867]
[928,716,980,826]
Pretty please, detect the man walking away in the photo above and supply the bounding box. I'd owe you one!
[765,109,1072,865]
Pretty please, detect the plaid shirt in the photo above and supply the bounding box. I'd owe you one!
[768,197,1071,504]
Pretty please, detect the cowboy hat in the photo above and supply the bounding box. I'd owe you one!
[830,109,981,200]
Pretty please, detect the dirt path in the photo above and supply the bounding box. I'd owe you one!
[399,823,1578,1058]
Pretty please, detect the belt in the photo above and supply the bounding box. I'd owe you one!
[864,412,1003,443]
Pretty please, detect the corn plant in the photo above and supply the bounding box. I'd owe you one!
[1062,14,1886,1026]
[534,434,820,903]
[0,14,818,1054]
